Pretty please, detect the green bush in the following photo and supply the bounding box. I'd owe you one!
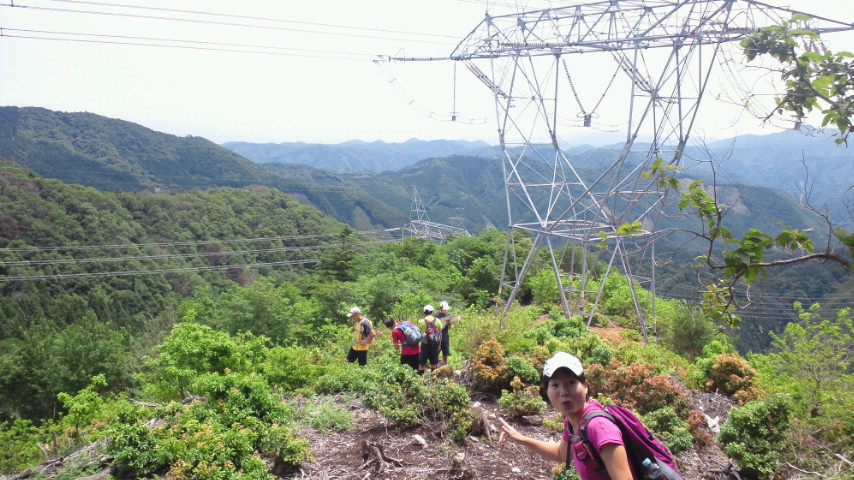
[641,407,694,454]
[718,394,794,479]
[262,345,324,393]
[506,356,540,384]
[499,376,545,418]
[108,370,311,479]
[0,419,53,474]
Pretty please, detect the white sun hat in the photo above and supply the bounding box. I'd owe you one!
[542,352,583,378]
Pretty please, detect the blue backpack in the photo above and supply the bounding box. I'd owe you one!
[395,321,422,347]
[572,404,684,479]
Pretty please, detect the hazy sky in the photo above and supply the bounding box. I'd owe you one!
[1,0,852,145]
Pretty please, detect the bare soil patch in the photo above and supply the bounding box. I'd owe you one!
[285,395,738,480]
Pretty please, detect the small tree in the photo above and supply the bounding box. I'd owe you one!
[718,394,794,479]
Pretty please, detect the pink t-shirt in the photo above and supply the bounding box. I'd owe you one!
[561,401,625,480]
[391,322,421,355]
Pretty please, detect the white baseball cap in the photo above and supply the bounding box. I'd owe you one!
[347,306,361,317]
[542,352,583,378]
[439,301,450,310]
[424,304,435,313]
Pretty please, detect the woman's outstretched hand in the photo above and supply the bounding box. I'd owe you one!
[498,418,524,444]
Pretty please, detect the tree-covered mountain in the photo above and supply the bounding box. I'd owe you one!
[223,138,497,172]
[235,129,854,228]
[0,156,347,340]
[0,107,406,230]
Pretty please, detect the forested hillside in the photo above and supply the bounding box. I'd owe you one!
[1,106,847,355]
[1,201,851,479]
[0,107,406,230]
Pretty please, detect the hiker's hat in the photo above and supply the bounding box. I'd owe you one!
[439,301,450,310]
[424,304,435,313]
[542,352,583,378]
[347,306,361,317]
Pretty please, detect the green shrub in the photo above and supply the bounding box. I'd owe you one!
[718,394,794,479]
[262,345,324,393]
[641,407,694,454]
[0,419,53,474]
[506,356,540,384]
[499,376,545,418]
[108,370,311,479]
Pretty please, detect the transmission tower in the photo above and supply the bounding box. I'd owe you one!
[440,0,853,340]
[402,187,470,242]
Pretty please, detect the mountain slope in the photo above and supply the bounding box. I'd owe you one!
[223,138,497,172]
[0,107,406,230]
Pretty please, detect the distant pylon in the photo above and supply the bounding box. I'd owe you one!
[402,187,470,242]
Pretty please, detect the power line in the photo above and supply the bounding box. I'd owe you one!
[0,233,335,253]
[0,258,321,282]
[44,0,459,40]
[0,27,380,60]
[0,240,394,266]
[0,230,396,253]
[0,1,458,45]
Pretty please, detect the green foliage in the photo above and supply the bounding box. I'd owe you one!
[0,314,131,421]
[261,345,325,393]
[505,356,541,385]
[499,376,545,418]
[662,303,721,360]
[754,304,853,449]
[527,268,561,307]
[718,394,794,479]
[553,466,581,480]
[312,356,470,432]
[138,322,269,401]
[0,419,51,474]
[56,374,108,442]
[641,407,694,454]
[741,17,854,143]
[108,370,310,480]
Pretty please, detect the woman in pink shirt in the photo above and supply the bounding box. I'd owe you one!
[499,352,634,480]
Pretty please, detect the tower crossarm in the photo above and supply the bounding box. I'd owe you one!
[451,0,854,60]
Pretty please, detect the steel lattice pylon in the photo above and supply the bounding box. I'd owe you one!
[402,187,470,242]
[446,0,853,340]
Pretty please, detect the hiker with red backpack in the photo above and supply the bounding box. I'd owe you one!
[498,352,684,480]
[385,316,421,371]
[417,304,444,375]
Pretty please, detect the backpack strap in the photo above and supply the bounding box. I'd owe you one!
[579,409,615,476]
[580,406,648,479]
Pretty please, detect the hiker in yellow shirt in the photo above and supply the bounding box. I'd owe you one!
[345,306,375,366]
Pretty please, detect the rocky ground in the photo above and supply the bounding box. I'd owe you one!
[284,393,741,480]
